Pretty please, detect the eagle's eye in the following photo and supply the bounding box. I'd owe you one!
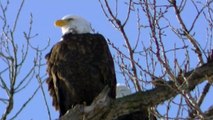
[66,18,74,21]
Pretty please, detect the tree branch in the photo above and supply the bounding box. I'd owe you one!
[60,62,213,120]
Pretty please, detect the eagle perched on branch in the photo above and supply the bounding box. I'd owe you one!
[45,15,116,117]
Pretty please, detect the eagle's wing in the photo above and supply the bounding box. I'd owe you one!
[46,33,116,116]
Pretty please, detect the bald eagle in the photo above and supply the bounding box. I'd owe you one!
[46,15,116,117]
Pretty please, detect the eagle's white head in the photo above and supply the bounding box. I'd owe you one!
[116,83,131,98]
[55,15,92,35]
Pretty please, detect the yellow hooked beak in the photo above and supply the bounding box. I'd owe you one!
[54,20,69,27]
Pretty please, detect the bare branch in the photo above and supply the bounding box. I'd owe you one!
[0,0,51,119]
[171,0,204,64]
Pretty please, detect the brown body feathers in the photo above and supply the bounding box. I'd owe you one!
[45,33,116,116]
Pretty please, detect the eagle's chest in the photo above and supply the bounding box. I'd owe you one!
[59,41,103,65]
